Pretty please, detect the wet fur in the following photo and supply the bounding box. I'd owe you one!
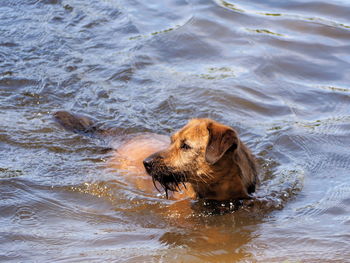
[144,119,258,201]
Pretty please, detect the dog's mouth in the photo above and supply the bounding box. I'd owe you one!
[145,166,188,198]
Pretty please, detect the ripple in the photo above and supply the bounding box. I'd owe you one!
[0,168,23,179]
[253,167,305,212]
[13,206,39,226]
[296,183,350,221]
[0,42,18,47]
[0,78,39,90]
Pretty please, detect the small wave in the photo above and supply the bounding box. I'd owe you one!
[12,206,39,226]
[296,183,350,221]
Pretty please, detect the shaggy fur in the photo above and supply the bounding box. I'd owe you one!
[143,119,258,200]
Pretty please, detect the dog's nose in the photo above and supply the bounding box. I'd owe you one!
[143,156,154,172]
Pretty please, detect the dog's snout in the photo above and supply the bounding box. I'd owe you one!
[143,153,164,173]
[143,156,154,171]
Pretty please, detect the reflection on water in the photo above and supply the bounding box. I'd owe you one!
[1,0,350,262]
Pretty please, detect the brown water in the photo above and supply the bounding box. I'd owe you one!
[1,0,350,262]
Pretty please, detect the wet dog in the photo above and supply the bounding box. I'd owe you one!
[54,111,258,201]
[143,118,258,200]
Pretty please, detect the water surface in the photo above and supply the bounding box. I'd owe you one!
[1,0,350,262]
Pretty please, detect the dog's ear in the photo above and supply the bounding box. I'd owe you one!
[205,122,239,165]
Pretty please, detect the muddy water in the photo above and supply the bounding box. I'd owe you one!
[1,0,350,262]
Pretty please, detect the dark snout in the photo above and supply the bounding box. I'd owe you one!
[143,156,154,174]
[143,151,186,194]
[143,152,162,174]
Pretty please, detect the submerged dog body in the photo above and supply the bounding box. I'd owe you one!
[54,111,258,201]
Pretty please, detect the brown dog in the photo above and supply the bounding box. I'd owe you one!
[54,111,258,201]
[143,118,258,201]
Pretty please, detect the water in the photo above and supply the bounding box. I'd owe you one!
[1,0,350,262]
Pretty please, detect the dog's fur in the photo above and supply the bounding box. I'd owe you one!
[143,118,258,200]
[54,111,258,201]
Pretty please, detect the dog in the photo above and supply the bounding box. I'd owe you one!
[54,111,258,201]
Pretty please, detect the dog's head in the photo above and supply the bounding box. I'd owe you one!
[143,119,257,200]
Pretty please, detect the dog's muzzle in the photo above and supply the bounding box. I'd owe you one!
[143,154,158,174]
[143,153,187,195]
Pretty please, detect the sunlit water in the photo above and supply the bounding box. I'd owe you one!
[1,0,350,262]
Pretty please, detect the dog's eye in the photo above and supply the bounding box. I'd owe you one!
[180,142,191,150]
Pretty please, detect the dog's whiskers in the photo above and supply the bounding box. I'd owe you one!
[149,166,191,198]
[198,171,215,184]
[151,175,162,193]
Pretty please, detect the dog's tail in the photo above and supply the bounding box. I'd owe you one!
[53,111,106,139]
